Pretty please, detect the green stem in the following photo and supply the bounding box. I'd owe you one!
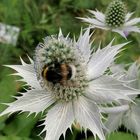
[72,129,78,140]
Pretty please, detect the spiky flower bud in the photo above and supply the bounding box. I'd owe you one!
[105,0,126,28]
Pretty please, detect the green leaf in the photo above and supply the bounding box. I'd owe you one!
[0,68,18,121]
[0,135,30,140]
[3,113,40,137]
[73,0,95,9]
[84,132,137,140]
[106,132,137,140]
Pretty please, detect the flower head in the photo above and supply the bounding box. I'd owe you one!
[34,31,87,102]
[105,0,126,28]
[0,29,139,140]
[79,0,140,39]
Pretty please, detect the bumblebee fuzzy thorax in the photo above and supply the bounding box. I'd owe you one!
[34,34,88,101]
[42,63,74,85]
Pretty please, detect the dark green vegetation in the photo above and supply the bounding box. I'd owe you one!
[0,0,140,140]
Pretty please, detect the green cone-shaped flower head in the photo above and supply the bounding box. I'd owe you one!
[105,0,126,28]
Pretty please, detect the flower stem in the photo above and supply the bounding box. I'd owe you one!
[100,104,129,113]
[72,129,78,140]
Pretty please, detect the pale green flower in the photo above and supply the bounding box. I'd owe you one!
[0,29,139,140]
[79,0,140,39]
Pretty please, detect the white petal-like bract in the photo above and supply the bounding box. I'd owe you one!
[73,96,105,140]
[5,60,41,89]
[85,75,140,104]
[43,101,74,140]
[0,89,56,115]
[87,40,128,80]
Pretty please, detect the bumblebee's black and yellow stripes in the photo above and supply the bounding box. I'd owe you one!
[42,63,72,85]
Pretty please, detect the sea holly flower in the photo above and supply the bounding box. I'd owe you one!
[79,0,140,39]
[0,29,140,140]
[103,62,140,138]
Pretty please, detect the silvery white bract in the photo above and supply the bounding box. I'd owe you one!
[0,29,140,140]
[105,62,140,138]
[79,0,140,39]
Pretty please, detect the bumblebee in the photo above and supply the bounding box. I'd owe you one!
[42,63,76,85]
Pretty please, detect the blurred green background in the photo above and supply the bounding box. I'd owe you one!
[0,0,140,140]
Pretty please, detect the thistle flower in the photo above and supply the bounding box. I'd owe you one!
[0,29,140,140]
[104,62,140,138]
[79,0,140,39]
